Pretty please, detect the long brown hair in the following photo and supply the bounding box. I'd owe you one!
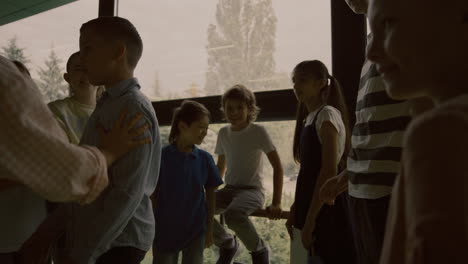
[169,100,211,144]
[292,60,351,170]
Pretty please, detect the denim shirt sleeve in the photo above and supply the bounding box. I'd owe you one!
[71,101,156,263]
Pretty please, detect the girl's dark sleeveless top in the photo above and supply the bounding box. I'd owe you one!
[294,107,324,229]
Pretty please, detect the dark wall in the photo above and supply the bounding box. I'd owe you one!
[331,0,367,127]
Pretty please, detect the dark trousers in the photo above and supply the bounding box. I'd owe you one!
[313,193,356,264]
[0,252,17,264]
[96,247,147,264]
[0,251,51,264]
[348,195,390,264]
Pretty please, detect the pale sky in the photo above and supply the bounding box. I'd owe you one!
[0,0,331,99]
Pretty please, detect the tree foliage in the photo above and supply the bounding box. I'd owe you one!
[37,48,68,103]
[1,36,30,65]
[205,0,279,95]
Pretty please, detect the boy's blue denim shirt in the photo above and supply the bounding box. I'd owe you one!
[67,78,161,264]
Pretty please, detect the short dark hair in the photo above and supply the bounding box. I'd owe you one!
[169,100,211,144]
[66,51,80,72]
[12,60,31,77]
[221,84,260,122]
[80,16,143,69]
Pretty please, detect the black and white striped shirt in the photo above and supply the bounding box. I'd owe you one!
[347,59,411,199]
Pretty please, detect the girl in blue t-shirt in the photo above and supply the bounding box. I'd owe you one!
[151,100,223,264]
[286,60,355,264]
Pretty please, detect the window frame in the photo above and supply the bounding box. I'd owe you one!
[99,0,366,126]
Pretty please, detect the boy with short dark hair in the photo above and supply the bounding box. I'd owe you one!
[32,16,161,264]
[69,16,161,264]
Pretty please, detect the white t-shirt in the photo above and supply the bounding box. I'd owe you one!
[48,98,95,145]
[215,123,276,190]
[305,105,346,165]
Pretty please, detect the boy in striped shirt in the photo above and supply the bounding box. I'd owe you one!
[320,1,411,263]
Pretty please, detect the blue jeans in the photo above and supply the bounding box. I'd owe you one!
[153,233,205,264]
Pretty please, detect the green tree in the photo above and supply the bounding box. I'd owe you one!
[205,0,278,95]
[1,36,30,65]
[37,48,68,103]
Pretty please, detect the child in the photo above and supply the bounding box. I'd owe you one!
[46,51,104,263]
[366,0,468,263]
[48,51,104,145]
[213,84,284,264]
[152,100,223,264]
[286,60,355,263]
[319,2,412,263]
[68,16,161,264]
[30,17,161,264]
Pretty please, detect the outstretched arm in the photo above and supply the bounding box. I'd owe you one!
[205,187,216,248]
[216,154,227,179]
[266,150,284,219]
[319,169,348,205]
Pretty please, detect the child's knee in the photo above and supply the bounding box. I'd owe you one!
[224,209,249,226]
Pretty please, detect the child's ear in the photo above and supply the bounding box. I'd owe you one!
[320,78,328,89]
[178,121,188,131]
[63,73,70,84]
[113,41,126,63]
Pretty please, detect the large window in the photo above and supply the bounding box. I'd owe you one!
[0,0,98,103]
[118,0,331,100]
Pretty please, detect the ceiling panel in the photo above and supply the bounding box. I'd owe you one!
[0,0,77,26]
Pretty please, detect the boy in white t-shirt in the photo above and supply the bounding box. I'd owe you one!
[48,51,103,145]
[213,85,284,264]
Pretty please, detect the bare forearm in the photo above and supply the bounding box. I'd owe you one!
[267,151,283,206]
[306,171,335,224]
[206,188,216,227]
[337,169,349,193]
[272,170,283,206]
[216,155,226,180]
[217,166,226,180]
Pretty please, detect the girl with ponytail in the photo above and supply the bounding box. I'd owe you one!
[286,60,355,263]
